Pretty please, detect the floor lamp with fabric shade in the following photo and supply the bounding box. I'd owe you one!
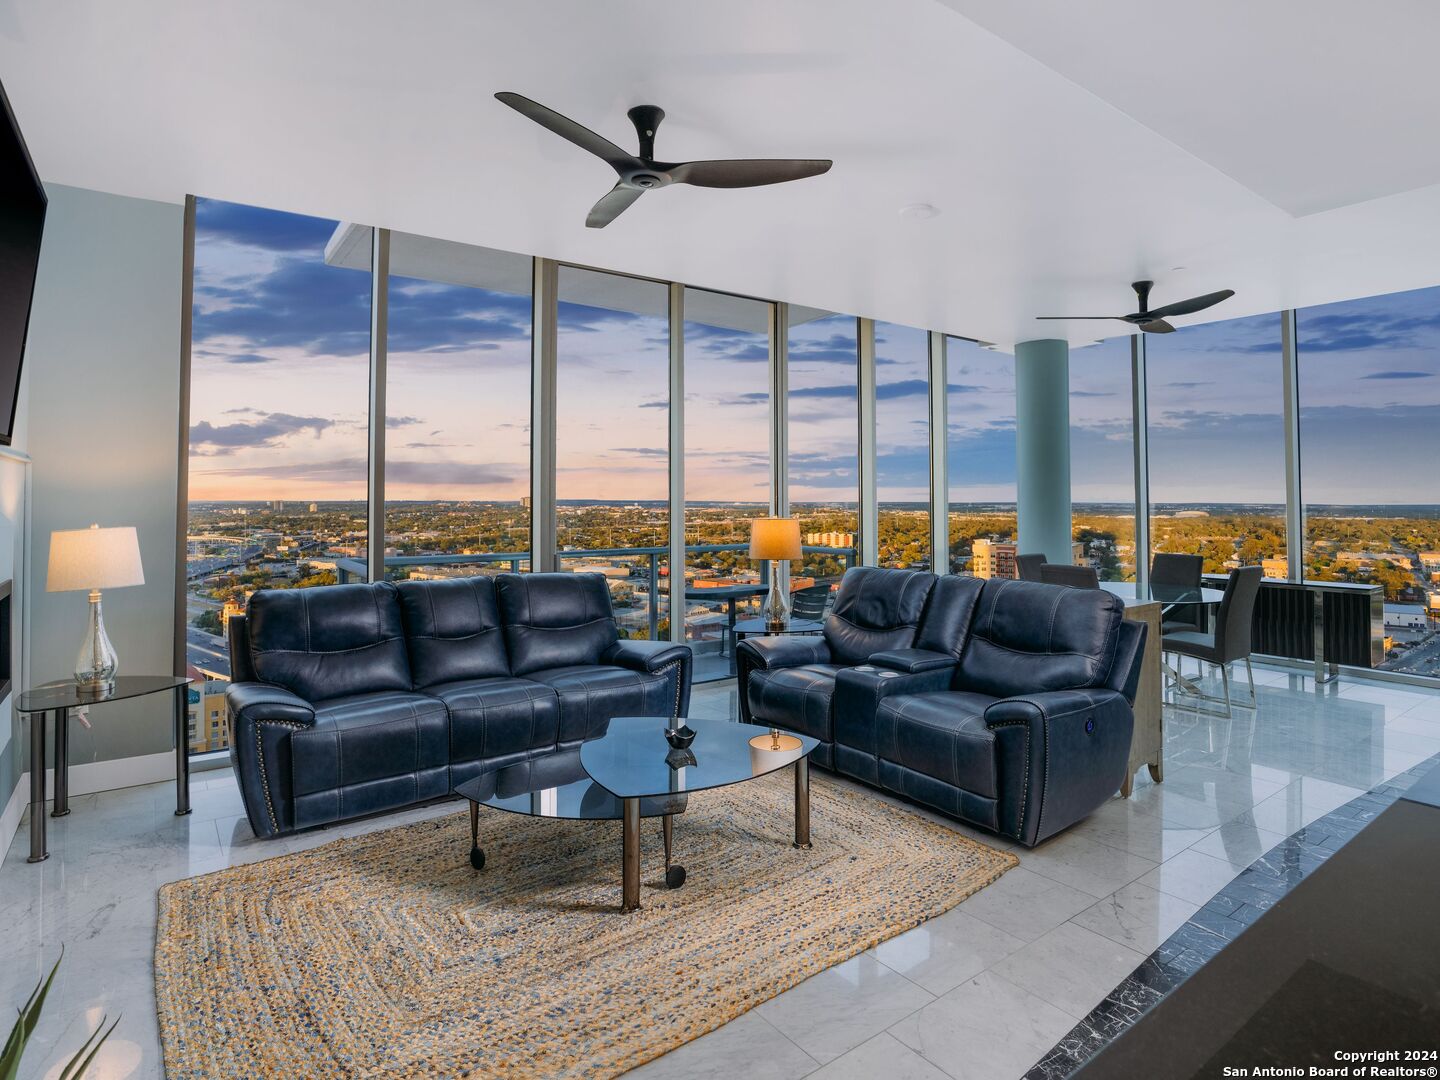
[749,517,802,629]
[46,524,145,694]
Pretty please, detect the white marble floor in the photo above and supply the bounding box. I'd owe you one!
[3,664,1438,1080]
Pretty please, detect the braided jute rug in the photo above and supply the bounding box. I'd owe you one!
[155,771,1016,1079]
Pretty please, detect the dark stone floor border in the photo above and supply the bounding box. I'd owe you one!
[1022,753,1440,1080]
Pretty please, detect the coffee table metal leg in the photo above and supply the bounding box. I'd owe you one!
[174,685,191,815]
[662,813,686,889]
[794,758,812,849]
[622,797,641,911]
[468,800,485,870]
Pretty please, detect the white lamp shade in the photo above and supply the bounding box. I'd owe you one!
[749,517,802,561]
[47,525,145,592]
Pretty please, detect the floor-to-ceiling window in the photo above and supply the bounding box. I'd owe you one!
[1146,313,1286,576]
[555,266,669,640]
[684,289,771,675]
[1070,336,1137,580]
[383,235,532,579]
[1298,286,1440,678]
[787,309,859,590]
[875,321,931,569]
[184,199,372,752]
[946,336,1017,576]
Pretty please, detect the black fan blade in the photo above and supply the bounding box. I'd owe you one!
[586,183,644,228]
[1145,289,1235,320]
[495,92,640,172]
[1138,319,1175,334]
[1035,316,1130,321]
[667,158,832,188]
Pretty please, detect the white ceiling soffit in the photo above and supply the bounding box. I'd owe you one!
[936,0,1440,218]
[328,223,831,332]
[5,2,1440,349]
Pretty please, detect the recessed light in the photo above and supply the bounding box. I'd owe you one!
[899,203,940,220]
[1171,265,1186,271]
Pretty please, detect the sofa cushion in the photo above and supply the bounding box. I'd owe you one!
[396,577,510,687]
[290,690,449,797]
[496,573,620,676]
[876,691,1000,799]
[524,664,671,745]
[424,676,560,769]
[956,579,1124,700]
[913,574,985,657]
[247,582,412,702]
[823,567,936,664]
[747,663,846,745]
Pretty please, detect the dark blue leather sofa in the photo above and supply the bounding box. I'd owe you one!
[226,573,691,838]
[738,568,1144,847]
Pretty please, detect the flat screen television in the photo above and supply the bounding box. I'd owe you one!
[0,76,45,446]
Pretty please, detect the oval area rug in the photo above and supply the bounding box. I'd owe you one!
[155,771,1016,1078]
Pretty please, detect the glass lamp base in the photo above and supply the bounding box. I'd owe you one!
[762,564,791,629]
[74,590,119,695]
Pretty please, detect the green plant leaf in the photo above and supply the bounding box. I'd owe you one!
[57,1014,120,1080]
[0,950,64,1080]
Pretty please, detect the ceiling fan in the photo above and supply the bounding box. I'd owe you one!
[1036,280,1236,334]
[495,92,833,228]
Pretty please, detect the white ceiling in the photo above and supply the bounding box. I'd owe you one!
[3,0,1440,349]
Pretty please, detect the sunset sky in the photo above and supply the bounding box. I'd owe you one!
[189,199,1439,507]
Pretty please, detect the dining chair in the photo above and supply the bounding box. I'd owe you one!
[1151,552,1205,634]
[789,583,831,622]
[1039,563,1100,589]
[1161,564,1263,717]
[1015,553,1047,582]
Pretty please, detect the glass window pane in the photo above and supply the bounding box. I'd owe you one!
[382,235,532,580]
[1146,313,1286,576]
[1298,287,1440,678]
[946,337,1017,576]
[788,310,858,593]
[556,267,669,641]
[1070,336,1136,580]
[185,199,371,753]
[684,288,771,680]
[875,321,931,569]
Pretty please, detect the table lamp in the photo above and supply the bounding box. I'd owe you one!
[46,524,145,694]
[749,517,802,629]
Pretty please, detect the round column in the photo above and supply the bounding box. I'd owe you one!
[1015,338,1073,565]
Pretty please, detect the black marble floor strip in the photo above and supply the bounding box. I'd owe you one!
[1022,753,1440,1080]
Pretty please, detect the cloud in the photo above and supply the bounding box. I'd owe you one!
[190,412,333,455]
[385,415,423,428]
[1361,370,1432,380]
[198,456,515,487]
[196,199,338,252]
[612,447,668,458]
[1069,390,1114,398]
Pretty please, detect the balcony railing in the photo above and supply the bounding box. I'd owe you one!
[334,544,856,651]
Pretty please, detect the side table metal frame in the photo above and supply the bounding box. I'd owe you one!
[24,682,191,863]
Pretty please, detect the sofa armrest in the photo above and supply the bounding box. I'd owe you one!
[832,663,958,769]
[602,638,691,674]
[983,688,1133,847]
[227,682,317,839]
[735,633,832,671]
[734,633,832,724]
[868,648,957,674]
[227,681,316,727]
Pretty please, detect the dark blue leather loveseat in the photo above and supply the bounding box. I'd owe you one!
[226,573,691,838]
[738,567,1144,847]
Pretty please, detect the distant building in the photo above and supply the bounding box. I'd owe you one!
[520,496,532,510]
[804,531,855,550]
[270,499,285,511]
[309,502,318,512]
[221,593,252,626]
[1385,604,1428,631]
[1418,552,1440,570]
[972,539,1017,580]
[1172,510,1210,518]
[186,664,230,754]
[1262,557,1289,579]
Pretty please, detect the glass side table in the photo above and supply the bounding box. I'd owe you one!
[18,675,192,863]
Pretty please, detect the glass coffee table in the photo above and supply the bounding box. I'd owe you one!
[454,717,819,912]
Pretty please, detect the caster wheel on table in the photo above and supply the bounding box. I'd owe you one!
[665,864,686,889]
[469,846,486,871]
